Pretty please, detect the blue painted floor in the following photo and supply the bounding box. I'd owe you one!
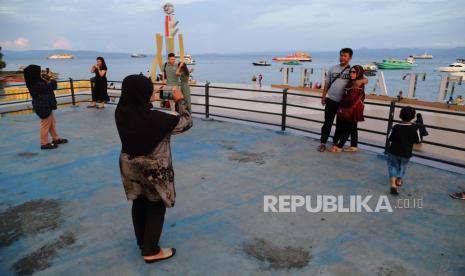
[0,107,464,275]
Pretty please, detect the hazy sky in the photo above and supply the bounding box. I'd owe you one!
[1,0,464,54]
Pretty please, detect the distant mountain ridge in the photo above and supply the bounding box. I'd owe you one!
[4,47,465,58]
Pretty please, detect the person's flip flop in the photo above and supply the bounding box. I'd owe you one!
[343,147,358,152]
[449,192,465,200]
[317,144,326,152]
[144,248,176,264]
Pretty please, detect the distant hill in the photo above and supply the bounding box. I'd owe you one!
[3,50,132,59]
[4,47,465,58]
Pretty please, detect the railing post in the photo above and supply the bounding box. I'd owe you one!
[281,88,288,131]
[205,81,210,119]
[69,78,76,106]
[384,100,396,153]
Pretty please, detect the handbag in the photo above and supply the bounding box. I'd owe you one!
[337,96,364,122]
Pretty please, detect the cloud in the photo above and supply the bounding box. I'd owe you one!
[0,37,30,49]
[52,37,72,50]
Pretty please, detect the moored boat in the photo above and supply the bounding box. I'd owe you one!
[412,53,433,59]
[131,53,147,58]
[273,52,312,62]
[362,64,378,76]
[175,54,196,65]
[47,54,74,60]
[375,58,416,69]
[437,59,465,72]
[252,60,271,66]
[283,61,301,66]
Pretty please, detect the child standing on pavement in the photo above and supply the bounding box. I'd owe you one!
[386,106,421,195]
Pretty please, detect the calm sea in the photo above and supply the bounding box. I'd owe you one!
[3,50,465,102]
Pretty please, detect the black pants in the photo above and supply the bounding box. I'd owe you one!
[320,98,341,144]
[337,120,358,148]
[132,196,166,256]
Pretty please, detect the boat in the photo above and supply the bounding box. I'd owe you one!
[47,54,74,60]
[283,61,301,66]
[437,59,465,72]
[252,60,271,66]
[131,53,147,58]
[362,64,378,76]
[449,72,465,78]
[175,54,196,65]
[375,58,416,69]
[406,57,415,64]
[272,52,312,62]
[412,53,433,59]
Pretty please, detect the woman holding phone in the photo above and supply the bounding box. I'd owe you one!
[88,56,109,109]
[115,75,192,263]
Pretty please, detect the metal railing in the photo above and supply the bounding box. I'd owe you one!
[1,78,464,169]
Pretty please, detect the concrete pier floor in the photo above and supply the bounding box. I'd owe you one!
[0,107,464,275]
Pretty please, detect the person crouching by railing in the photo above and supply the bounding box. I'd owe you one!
[329,65,366,153]
[23,65,68,150]
[115,75,192,263]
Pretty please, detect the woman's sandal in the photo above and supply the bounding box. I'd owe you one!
[41,143,58,150]
[328,146,343,153]
[390,186,399,195]
[53,138,68,145]
[144,248,176,264]
[343,147,358,152]
[395,178,404,187]
[317,144,326,152]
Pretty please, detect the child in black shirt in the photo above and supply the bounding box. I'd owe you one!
[387,106,421,195]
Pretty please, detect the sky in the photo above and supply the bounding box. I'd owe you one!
[1,0,465,54]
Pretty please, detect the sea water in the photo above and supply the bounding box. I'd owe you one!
[3,50,465,102]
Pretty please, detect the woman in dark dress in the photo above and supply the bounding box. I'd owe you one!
[88,56,109,109]
[115,75,192,263]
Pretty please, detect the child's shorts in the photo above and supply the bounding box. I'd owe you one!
[387,153,410,178]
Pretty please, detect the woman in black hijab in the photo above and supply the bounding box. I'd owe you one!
[23,65,68,149]
[115,75,192,263]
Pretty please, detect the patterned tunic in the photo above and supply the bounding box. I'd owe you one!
[119,100,192,207]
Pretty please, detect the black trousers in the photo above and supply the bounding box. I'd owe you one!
[131,196,166,256]
[320,98,342,144]
[336,120,358,148]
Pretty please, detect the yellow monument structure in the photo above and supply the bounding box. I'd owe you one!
[151,3,186,81]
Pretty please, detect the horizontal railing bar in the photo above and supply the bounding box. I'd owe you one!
[208,95,281,105]
[209,113,281,127]
[208,85,283,94]
[208,104,282,116]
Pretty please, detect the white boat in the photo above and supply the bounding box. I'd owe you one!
[412,53,433,59]
[175,54,196,65]
[131,53,147,58]
[406,57,415,64]
[47,54,74,59]
[252,60,271,66]
[438,59,465,72]
[362,64,378,76]
[449,72,465,78]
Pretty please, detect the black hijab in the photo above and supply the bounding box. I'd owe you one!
[115,75,180,156]
[23,64,42,91]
